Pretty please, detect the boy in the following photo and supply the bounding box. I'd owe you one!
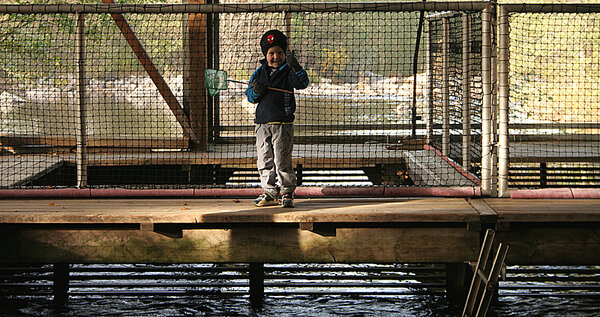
[245,29,309,208]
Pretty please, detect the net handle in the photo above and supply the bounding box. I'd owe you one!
[228,79,293,94]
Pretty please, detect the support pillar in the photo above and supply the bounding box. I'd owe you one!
[445,262,472,308]
[249,262,265,308]
[53,263,70,309]
[188,0,209,150]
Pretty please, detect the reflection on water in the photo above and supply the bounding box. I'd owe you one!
[1,264,599,316]
[2,291,599,316]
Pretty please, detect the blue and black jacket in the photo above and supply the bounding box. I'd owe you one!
[245,59,309,124]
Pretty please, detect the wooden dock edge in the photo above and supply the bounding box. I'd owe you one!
[1,197,598,306]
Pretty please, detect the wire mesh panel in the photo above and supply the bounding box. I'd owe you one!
[507,10,600,188]
[427,12,483,177]
[1,12,78,186]
[0,2,488,190]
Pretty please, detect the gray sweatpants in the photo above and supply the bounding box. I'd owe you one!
[255,123,296,197]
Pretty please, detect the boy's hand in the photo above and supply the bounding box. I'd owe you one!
[253,78,267,95]
[286,50,301,72]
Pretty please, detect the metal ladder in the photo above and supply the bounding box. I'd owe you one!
[462,229,509,317]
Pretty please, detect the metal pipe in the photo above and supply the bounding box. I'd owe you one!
[510,188,600,199]
[490,4,499,198]
[480,4,493,196]
[75,11,87,188]
[425,20,434,144]
[461,13,472,171]
[423,144,482,186]
[0,2,491,14]
[441,17,450,156]
[0,187,482,198]
[412,9,426,137]
[497,5,510,197]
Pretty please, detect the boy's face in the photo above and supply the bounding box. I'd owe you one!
[266,46,285,68]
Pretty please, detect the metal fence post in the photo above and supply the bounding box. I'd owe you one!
[462,13,472,170]
[442,17,450,157]
[498,5,510,197]
[76,11,87,188]
[491,4,498,198]
[426,20,434,145]
[481,4,493,196]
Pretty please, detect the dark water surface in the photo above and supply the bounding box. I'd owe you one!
[3,294,599,316]
[1,264,598,316]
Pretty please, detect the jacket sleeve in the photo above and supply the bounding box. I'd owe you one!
[245,68,261,103]
[290,67,310,90]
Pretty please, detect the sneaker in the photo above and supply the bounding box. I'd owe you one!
[281,193,295,208]
[253,193,279,207]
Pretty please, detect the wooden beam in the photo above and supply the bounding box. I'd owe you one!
[101,0,199,146]
[0,135,188,149]
[187,0,209,150]
[0,227,478,264]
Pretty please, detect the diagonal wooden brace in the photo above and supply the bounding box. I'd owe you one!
[102,0,199,146]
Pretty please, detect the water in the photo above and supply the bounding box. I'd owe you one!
[1,264,599,316]
[3,292,599,316]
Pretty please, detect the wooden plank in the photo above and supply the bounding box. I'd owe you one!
[0,227,479,264]
[0,198,480,224]
[486,199,600,222]
[49,144,407,167]
[0,135,188,149]
[509,142,600,163]
[497,227,600,265]
[468,198,498,223]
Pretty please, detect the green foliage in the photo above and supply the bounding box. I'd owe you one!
[510,12,600,122]
[294,11,424,83]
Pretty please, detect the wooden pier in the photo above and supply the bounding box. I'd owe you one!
[0,197,598,265]
[0,196,598,305]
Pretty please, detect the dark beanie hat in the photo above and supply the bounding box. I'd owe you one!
[260,30,287,56]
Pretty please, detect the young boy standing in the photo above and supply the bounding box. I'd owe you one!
[245,30,309,208]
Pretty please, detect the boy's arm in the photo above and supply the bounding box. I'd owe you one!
[245,68,262,103]
[290,68,310,90]
[287,52,309,89]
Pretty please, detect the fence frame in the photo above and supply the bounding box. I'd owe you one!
[496,3,600,196]
[2,2,600,195]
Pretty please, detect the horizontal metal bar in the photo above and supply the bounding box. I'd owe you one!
[425,11,463,20]
[510,123,600,129]
[218,122,599,132]
[502,3,600,13]
[0,2,489,14]
[217,123,484,131]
